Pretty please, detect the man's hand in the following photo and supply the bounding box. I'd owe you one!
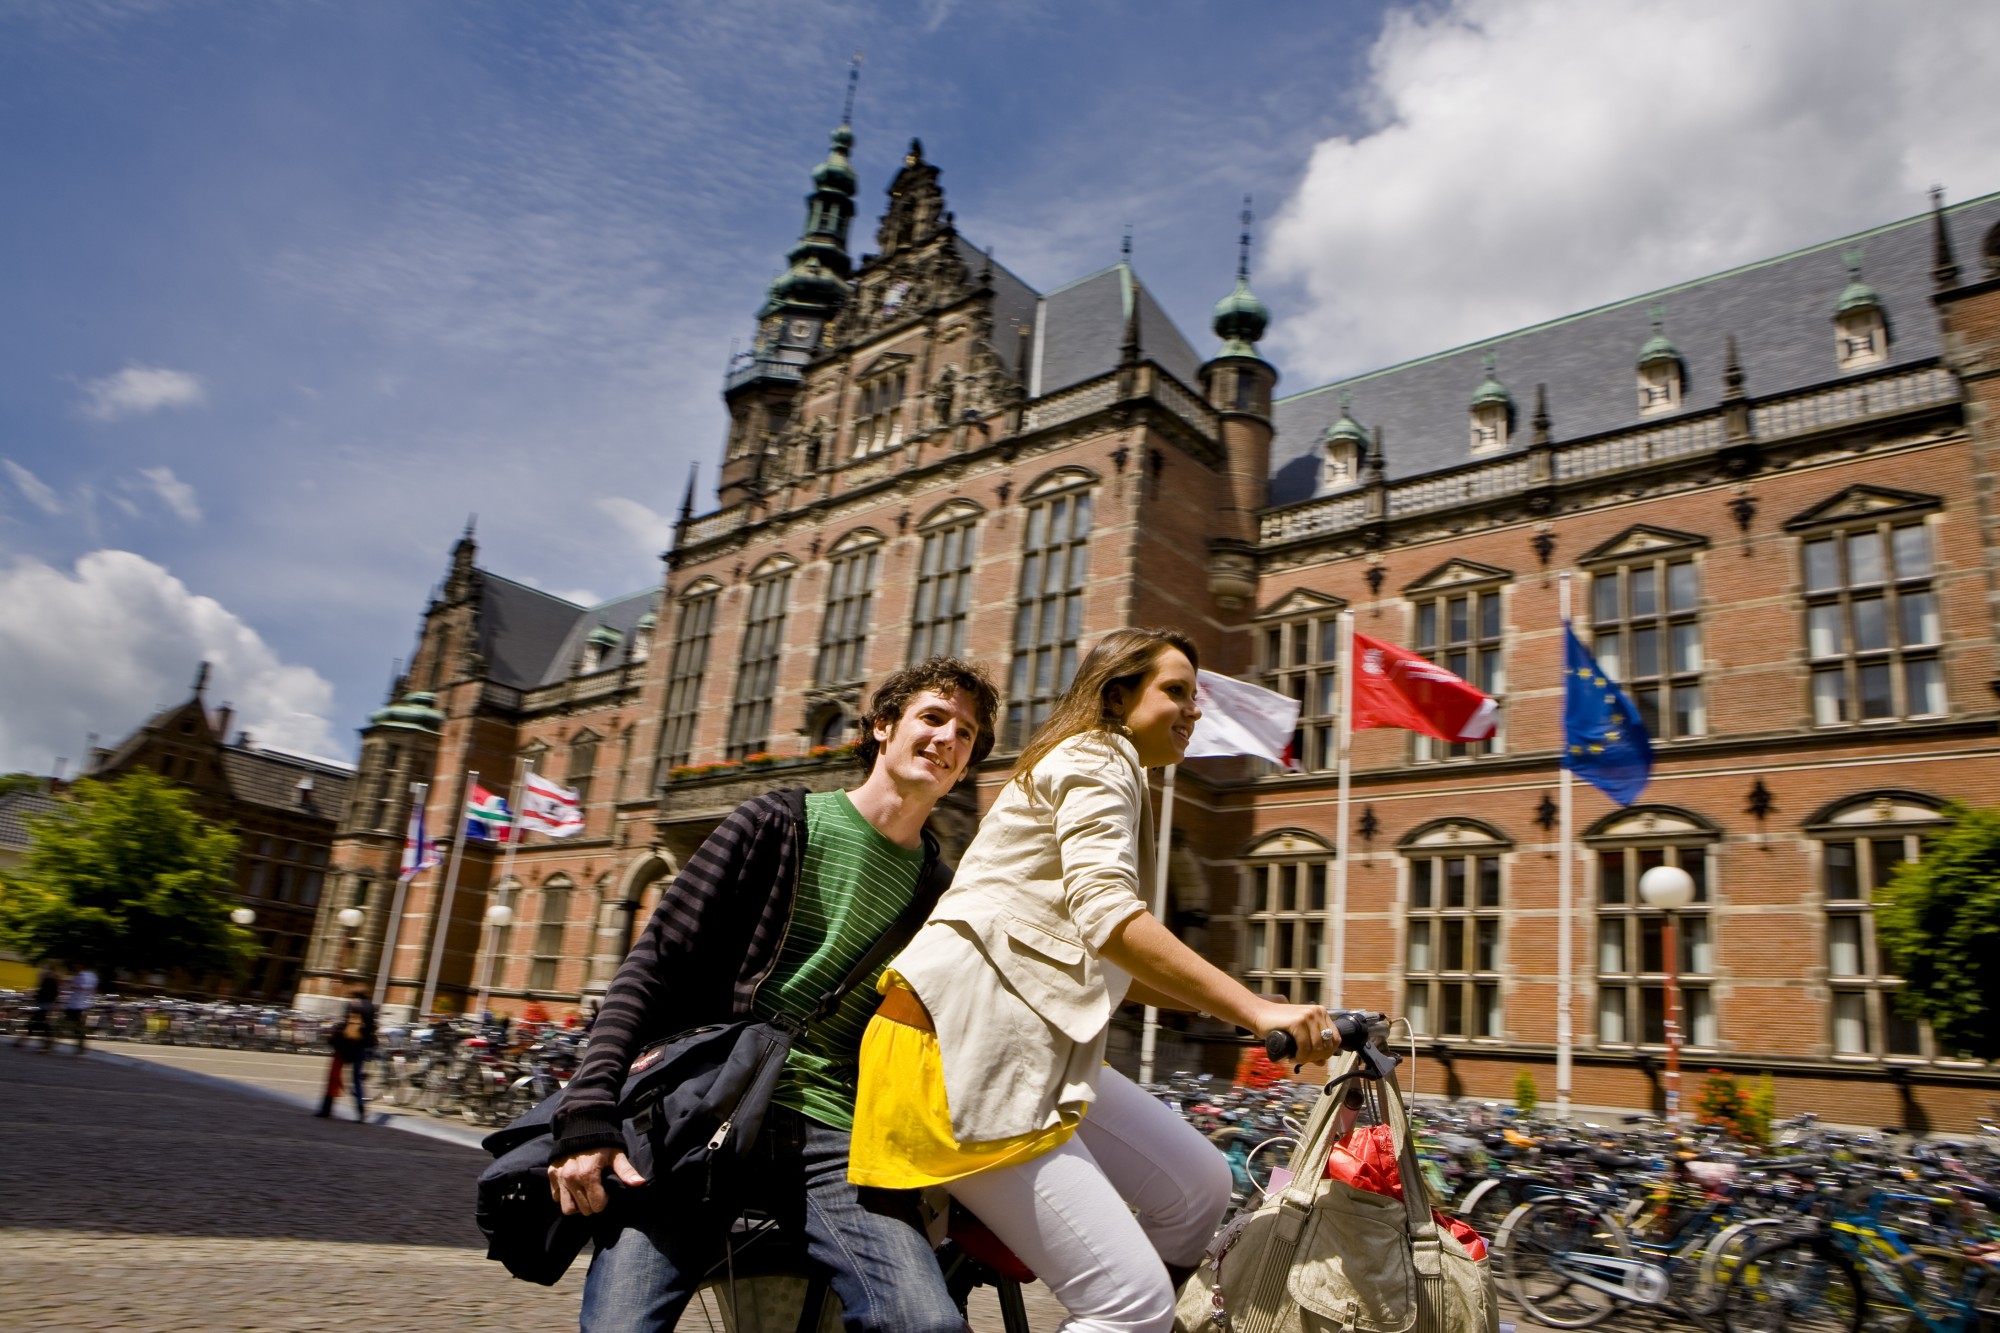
[548,1147,646,1217]
[1244,999,1339,1066]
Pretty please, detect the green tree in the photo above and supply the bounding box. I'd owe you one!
[0,772,43,799]
[0,771,254,982]
[1513,1068,1540,1115]
[1873,802,2000,1061]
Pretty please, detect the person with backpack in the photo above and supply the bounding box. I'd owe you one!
[61,963,97,1053]
[546,657,999,1333]
[318,988,377,1120]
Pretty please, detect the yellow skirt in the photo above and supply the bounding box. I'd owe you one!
[846,973,1079,1190]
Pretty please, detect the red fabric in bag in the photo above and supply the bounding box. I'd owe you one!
[1324,1124,1488,1260]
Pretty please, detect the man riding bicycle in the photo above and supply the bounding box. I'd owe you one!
[547,657,999,1332]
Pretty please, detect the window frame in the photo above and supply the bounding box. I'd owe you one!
[1586,552,1705,741]
[1588,829,1717,1052]
[1256,599,1344,773]
[1400,823,1509,1042]
[528,877,573,994]
[909,510,980,664]
[658,584,719,771]
[1241,838,1334,1005]
[1799,518,1943,727]
[1005,475,1096,751]
[1408,581,1506,761]
[726,563,794,759]
[1811,796,1950,1061]
[815,532,882,688]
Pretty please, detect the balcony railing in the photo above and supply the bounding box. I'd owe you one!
[1021,374,1120,433]
[1750,365,1958,439]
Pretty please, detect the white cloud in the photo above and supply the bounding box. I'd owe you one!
[138,465,202,523]
[4,460,63,514]
[595,496,675,559]
[79,364,207,421]
[1267,0,2000,381]
[0,549,340,772]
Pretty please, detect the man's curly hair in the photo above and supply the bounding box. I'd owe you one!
[857,657,1000,776]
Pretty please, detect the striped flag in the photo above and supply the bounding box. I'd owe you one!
[518,772,585,838]
[465,783,515,842]
[398,796,442,882]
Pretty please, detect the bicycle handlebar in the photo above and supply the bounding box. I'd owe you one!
[1264,1010,1401,1082]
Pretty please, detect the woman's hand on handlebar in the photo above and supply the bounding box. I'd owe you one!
[549,1146,646,1216]
[1245,999,1339,1065]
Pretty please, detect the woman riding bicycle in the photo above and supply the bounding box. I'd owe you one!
[850,627,1339,1332]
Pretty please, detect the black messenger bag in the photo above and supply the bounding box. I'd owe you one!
[475,859,946,1285]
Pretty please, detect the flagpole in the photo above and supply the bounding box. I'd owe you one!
[420,768,477,1017]
[474,760,532,1019]
[1557,573,1575,1120]
[373,781,426,1008]
[1329,609,1356,1010]
[1138,763,1176,1086]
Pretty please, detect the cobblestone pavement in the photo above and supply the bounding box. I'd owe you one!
[0,1042,1062,1331]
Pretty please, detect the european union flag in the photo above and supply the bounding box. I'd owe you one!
[1562,623,1653,805]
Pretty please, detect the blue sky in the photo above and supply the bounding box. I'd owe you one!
[1,0,1995,772]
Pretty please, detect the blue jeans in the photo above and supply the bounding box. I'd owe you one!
[580,1107,964,1333]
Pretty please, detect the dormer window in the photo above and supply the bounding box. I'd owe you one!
[580,624,621,674]
[1468,353,1513,455]
[852,367,907,457]
[1321,391,1365,492]
[1833,251,1888,372]
[1635,307,1683,416]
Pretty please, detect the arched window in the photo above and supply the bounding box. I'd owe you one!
[816,530,883,687]
[1241,831,1333,1005]
[1007,470,1097,749]
[1400,820,1509,1040]
[909,501,981,662]
[1255,590,1344,772]
[566,731,598,819]
[853,364,909,456]
[1587,807,1718,1050]
[660,580,720,770]
[727,558,795,758]
[1808,793,1949,1058]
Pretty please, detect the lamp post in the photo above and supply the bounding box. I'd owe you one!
[475,900,514,1019]
[336,906,365,976]
[1638,865,1695,1128]
[230,907,256,927]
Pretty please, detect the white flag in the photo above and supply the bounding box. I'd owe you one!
[518,772,585,838]
[1184,669,1302,768]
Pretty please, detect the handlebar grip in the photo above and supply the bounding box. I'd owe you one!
[1264,1030,1298,1061]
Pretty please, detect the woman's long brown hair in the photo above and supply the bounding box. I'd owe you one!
[1011,627,1200,791]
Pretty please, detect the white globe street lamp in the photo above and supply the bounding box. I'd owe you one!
[336,907,365,930]
[229,907,256,927]
[1638,864,1696,1127]
[485,903,515,927]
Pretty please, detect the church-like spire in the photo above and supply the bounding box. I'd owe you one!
[1211,195,1270,358]
[763,60,861,318]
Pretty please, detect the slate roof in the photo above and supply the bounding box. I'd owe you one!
[473,574,605,690]
[218,746,355,819]
[952,235,1040,380]
[0,789,62,852]
[1034,263,1204,396]
[1267,191,2000,507]
[530,587,661,688]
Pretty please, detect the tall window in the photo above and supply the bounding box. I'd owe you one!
[727,564,793,758]
[529,878,571,993]
[659,585,718,770]
[1594,834,1715,1049]
[1412,585,1504,760]
[1403,827,1506,1039]
[1242,849,1331,1004]
[1007,476,1094,749]
[1817,797,1947,1057]
[1804,521,1942,725]
[566,733,597,824]
[1258,602,1342,772]
[1590,556,1704,740]
[816,533,881,687]
[853,368,907,456]
[909,510,979,662]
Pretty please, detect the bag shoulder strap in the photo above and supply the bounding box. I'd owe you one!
[800,840,951,1025]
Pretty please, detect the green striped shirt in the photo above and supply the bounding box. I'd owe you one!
[755,790,925,1130]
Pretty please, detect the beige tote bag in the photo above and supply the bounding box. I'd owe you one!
[1175,1047,1497,1333]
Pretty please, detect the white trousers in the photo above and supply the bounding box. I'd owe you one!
[946,1065,1232,1333]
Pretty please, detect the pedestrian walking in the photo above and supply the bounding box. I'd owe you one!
[317,988,377,1120]
[12,964,60,1051]
[61,964,97,1053]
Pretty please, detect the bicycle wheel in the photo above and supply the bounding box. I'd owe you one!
[1497,1196,1633,1329]
[1722,1233,1864,1333]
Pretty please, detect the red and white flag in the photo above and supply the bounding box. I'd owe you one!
[518,772,585,838]
[1350,632,1498,742]
[1185,670,1303,769]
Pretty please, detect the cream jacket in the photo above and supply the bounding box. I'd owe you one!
[890,730,1155,1143]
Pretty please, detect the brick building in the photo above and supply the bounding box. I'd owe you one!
[74,664,355,1001]
[299,105,2000,1127]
